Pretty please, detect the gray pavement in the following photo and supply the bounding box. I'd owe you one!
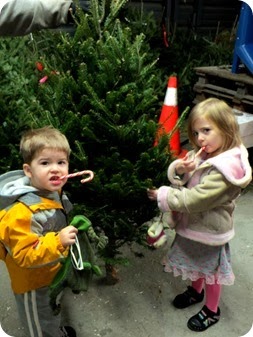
[1,184,253,337]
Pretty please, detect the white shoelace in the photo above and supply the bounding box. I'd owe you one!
[59,326,68,337]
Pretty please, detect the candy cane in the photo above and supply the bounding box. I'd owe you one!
[194,146,206,159]
[60,170,94,184]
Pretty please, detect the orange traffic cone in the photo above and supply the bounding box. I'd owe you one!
[154,76,186,157]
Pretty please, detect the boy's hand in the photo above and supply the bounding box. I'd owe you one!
[59,225,78,248]
[147,188,158,201]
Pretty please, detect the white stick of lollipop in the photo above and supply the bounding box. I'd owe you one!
[194,146,206,159]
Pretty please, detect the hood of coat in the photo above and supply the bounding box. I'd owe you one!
[0,170,38,209]
[0,170,69,211]
[169,144,252,189]
[202,144,252,188]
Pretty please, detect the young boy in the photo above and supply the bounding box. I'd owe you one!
[0,126,78,337]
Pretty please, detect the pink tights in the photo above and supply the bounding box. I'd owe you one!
[192,278,221,313]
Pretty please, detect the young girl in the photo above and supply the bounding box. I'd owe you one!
[147,98,252,332]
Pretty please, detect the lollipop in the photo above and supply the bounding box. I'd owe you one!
[194,146,206,159]
[60,170,94,184]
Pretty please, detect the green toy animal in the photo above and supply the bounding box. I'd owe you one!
[49,215,108,314]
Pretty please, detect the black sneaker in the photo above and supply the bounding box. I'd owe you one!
[187,305,220,331]
[59,326,77,337]
[173,286,204,309]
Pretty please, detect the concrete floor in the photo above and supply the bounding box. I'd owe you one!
[1,184,253,337]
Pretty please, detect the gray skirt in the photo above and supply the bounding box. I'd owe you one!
[163,234,235,285]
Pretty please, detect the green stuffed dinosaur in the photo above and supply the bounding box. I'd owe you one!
[49,215,108,314]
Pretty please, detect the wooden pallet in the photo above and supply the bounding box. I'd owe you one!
[193,65,253,112]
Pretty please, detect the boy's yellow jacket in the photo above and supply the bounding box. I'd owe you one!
[0,170,73,294]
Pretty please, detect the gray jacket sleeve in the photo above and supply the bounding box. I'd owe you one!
[0,0,72,36]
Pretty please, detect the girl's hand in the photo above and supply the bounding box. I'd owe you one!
[59,225,78,248]
[147,188,158,201]
[176,155,196,175]
[176,147,205,175]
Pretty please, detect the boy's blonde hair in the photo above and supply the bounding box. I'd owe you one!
[20,126,71,163]
[187,98,242,152]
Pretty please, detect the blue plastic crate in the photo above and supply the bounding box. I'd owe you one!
[232,2,253,74]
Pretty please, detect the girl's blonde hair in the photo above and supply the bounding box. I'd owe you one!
[187,98,242,152]
[20,126,71,163]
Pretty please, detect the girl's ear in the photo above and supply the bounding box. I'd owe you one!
[23,164,32,178]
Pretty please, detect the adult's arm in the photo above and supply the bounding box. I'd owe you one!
[0,0,72,36]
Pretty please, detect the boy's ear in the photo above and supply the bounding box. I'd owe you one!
[23,164,32,178]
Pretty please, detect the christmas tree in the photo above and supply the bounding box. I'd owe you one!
[0,0,181,282]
